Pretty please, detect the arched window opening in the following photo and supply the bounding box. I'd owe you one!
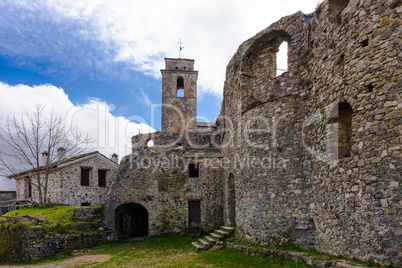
[177,77,184,89]
[177,77,184,97]
[147,140,154,147]
[276,41,288,77]
[328,102,353,159]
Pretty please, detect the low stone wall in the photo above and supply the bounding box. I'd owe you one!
[226,242,368,268]
[22,228,117,260]
[0,191,16,201]
[71,206,104,221]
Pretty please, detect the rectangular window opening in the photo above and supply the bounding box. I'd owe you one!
[81,168,90,186]
[98,170,107,187]
[188,163,200,178]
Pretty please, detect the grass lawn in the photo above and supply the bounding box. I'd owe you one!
[2,206,77,229]
[68,236,311,267]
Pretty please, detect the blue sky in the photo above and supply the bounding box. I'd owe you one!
[0,0,320,190]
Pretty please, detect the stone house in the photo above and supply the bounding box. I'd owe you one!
[12,150,118,206]
[105,0,400,266]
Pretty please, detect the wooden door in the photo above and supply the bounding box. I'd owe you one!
[188,201,201,228]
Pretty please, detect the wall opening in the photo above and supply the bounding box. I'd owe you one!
[276,41,288,76]
[28,181,32,198]
[188,163,200,178]
[188,200,201,228]
[98,170,107,187]
[177,89,184,97]
[328,102,353,159]
[360,38,369,47]
[80,168,90,186]
[177,77,184,89]
[328,0,349,23]
[147,140,154,147]
[177,77,184,97]
[115,203,149,239]
[227,173,236,226]
[81,202,91,206]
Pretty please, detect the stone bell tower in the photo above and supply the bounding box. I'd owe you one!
[160,58,198,132]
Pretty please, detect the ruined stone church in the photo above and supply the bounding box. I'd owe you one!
[105,0,401,266]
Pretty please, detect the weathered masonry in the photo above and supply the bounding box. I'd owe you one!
[106,0,401,266]
[12,151,118,206]
[105,58,224,237]
[219,0,401,266]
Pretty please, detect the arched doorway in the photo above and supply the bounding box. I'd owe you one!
[227,174,236,226]
[115,203,148,239]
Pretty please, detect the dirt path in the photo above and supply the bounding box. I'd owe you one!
[0,254,112,268]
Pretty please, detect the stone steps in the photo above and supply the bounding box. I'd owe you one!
[191,226,236,251]
[198,239,211,249]
[205,236,216,243]
[215,229,229,235]
[220,226,236,231]
[210,232,223,239]
[191,242,204,250]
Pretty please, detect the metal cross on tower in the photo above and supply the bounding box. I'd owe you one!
[178,39,184,58]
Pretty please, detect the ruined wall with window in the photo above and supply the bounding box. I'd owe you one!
[220,0,401,266]
[105,130,224,237]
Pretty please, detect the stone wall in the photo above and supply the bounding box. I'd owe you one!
[220,0,401,266]
[161,58,198,132]
[0,191,16,201]
[21,206,116,260]
[22,230,116,260]
[105,130,224,236]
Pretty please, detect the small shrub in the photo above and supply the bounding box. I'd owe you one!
[390,0,401,9]
[0,220,26,262]
[315,2,323,17]
[365,259,378,267]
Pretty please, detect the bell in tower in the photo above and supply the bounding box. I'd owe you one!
[160,58,198,132]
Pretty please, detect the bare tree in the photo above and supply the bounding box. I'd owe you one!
[0,104,93,207]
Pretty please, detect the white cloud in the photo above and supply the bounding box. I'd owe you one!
[1,0,321,95]
[0,82,155,190]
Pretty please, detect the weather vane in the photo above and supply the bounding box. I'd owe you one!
[178,39,184,58]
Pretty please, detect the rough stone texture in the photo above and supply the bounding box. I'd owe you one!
[0,191,16,201]
[20,206,117,261]
[226,242,368,267]
[0,191,16,215]
[105,59,224,236]
[105,131,223,236]
[71,206,104,221]
[161,58,198,132]
[14,152,118,206]
[291,220,317,250]
[16,206,117,261]
[105,0,400,266]
[220,0,401,266]
[21,230,116,260]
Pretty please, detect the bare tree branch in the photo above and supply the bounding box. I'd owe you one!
[0,104,94,207]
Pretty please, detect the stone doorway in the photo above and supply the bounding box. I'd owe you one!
[188,200,201,228]
[227,173,236,226]
[115,203,148,239]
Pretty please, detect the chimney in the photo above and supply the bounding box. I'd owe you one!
[57,147,66,161]
[42,151,48,166]
[111,153,118,164]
